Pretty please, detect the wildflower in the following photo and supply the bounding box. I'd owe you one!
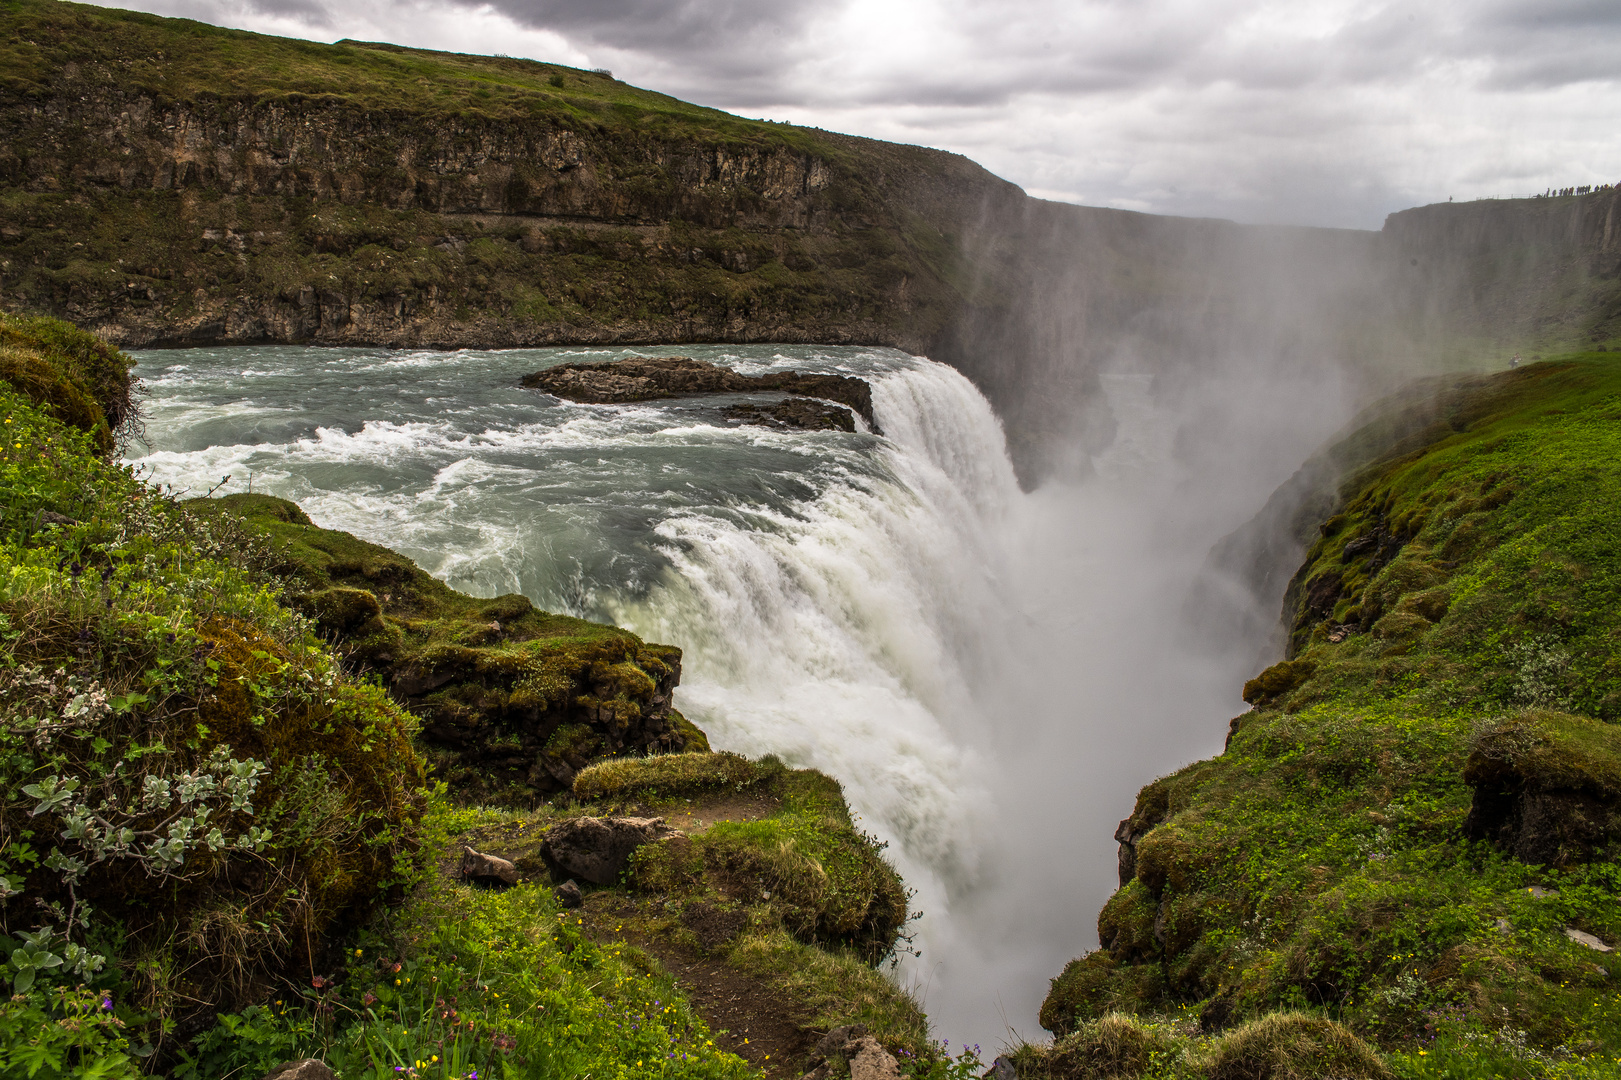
[355,948,363,957]
[101,996,113,1011]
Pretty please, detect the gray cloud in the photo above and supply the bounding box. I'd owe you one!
[83,0,1621,227]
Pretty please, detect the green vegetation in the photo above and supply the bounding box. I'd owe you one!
[0,312,425,1072]
[0,312,936,1078]
[172,791,758,1080]
[1039,354,1621,1079]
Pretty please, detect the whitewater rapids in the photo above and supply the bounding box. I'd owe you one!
[131,343,1307,1052]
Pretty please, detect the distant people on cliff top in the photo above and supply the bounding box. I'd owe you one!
[1536,184,1616,197]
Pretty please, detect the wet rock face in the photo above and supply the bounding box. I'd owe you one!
[521,356,878,430]
[541,815,677,885]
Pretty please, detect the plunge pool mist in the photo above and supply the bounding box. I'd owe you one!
[128,343,1321,1052]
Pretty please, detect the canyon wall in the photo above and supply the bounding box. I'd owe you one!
[2,0,1618,480]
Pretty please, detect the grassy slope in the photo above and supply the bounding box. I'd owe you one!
[1036,354,1621,1079]
[0,1,828,144]
[176,754,931,1080]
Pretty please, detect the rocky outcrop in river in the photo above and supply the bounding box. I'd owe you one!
[521,356,876,429]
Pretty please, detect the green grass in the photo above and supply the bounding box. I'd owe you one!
[172,791,759,1080]
[0,0,820,152]
[1042,353,1621,1078]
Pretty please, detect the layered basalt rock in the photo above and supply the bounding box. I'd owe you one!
[521,356,878,430]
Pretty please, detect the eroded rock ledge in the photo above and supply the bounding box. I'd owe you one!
[197,493,706,804]
[520,356,879,432]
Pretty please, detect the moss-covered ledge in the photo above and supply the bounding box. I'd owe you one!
[193,492,708,803]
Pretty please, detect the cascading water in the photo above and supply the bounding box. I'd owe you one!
[129,341,1340,1052]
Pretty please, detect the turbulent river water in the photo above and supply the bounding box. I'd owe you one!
[130,342,1306,1052]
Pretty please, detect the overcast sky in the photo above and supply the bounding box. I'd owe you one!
[94,0,1621,229]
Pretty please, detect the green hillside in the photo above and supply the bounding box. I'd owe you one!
[1034,355,1621,1079]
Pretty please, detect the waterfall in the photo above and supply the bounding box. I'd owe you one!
[610,360,1023,900]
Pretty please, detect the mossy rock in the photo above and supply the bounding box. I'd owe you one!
[574,750,767,801]
[0,342,106,449]
[1097,880,1159,963]
[1361,553,1447,626]
[0,313,135,454]
[194,493,708,802]
[1039,952,1166,1037]
[1131,823,1210,899]
[296,585,384,635]
[1393,586,1450,623]
[1243,658,1317,706]
[1369,610,1430,642]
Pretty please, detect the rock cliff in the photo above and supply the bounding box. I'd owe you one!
[3,0,1618,486]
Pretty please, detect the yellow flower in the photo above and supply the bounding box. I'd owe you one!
[355,949,363,956]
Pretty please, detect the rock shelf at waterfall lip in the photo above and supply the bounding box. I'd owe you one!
[519,355,881,433]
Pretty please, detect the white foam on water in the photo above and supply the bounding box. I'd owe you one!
[131,343,1272,1056]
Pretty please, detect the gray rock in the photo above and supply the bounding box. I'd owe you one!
[261,1061,336,1080]
[984,1057,1017,1080]
[1566,927,1614,952]
[459,846,518,886]
[799,1025,902,1080]
[541,815,675,885]
[555,879,583,908]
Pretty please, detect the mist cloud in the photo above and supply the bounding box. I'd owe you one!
[86,0,1621,227]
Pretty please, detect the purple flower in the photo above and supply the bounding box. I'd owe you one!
[101,997,113,1011]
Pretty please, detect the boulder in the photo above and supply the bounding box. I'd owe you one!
[459,846,518,886]
[1566,927,1614,952]
[261,1061,336,1080]
[800,1025,902,1080]
[554,879,583,908]
[541,816,675,885]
